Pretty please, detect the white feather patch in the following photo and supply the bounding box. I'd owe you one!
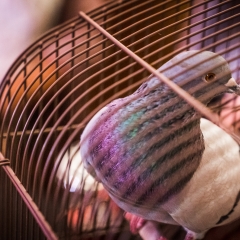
[167,118,240,233]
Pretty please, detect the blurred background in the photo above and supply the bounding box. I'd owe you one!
[0,0,110,81]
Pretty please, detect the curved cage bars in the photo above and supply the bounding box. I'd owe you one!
[1,0,240,239]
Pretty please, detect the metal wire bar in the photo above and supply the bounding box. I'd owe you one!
[0,154,58,240]
[79,11,219,124]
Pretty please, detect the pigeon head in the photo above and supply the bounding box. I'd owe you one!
[157,50,240,104]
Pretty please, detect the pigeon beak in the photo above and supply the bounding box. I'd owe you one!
[225,77,240,95]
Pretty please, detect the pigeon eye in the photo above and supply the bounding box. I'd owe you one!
[204,73,216,82]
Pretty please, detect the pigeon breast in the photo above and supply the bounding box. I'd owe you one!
[84,79,205,215]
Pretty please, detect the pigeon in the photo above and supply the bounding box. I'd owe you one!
[80,50,240,240]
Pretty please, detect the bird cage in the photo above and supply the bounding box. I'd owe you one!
[1,0,240,239]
